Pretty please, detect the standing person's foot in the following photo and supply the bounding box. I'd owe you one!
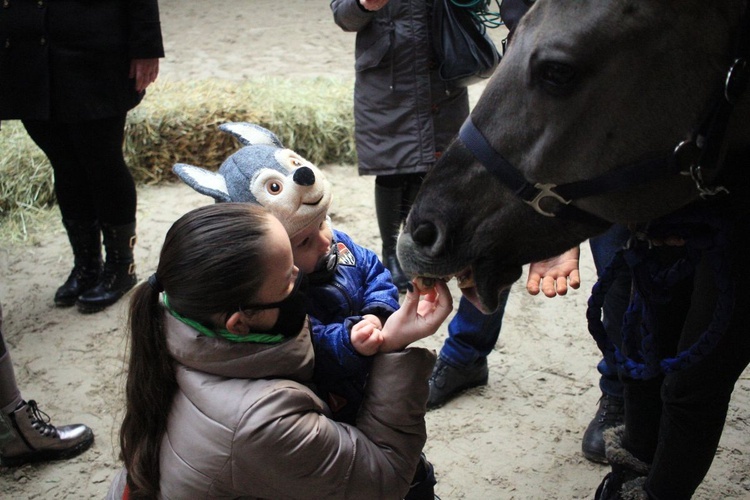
[427,356,489,409]
[582,393,624,464]
[0,400,94,467]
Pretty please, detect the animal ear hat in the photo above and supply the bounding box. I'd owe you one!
[173,122,333,239]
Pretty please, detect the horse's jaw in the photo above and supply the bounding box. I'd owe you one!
[396,232,523,314]
[464,256,523,313]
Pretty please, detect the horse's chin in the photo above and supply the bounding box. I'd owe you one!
[470,259,522,313]
[422,262,520,314]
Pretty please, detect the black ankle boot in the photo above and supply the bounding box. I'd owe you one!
[54,220,102,307]
[582,393,625,463]
[375,183,411,292]
[76,222,137,314]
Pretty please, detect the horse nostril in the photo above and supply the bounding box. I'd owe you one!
[293,166,315,186]
[412,222,438,247]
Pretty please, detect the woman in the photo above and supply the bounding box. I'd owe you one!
[108,203,452,499]
[330,0,470,291]
[0,0,164,313]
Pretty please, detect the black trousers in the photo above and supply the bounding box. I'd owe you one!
[22,115,136,225]
[616,221,750,499]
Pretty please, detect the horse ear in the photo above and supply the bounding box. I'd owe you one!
[218,122,284,148]
[172,163,231,202]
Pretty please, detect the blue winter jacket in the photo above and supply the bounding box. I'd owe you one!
[309,229,400,424]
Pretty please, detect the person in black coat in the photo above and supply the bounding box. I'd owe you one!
[0,0,165,313]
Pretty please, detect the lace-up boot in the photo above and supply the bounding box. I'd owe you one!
[0,400,94,467]
[54,219,102,307]
[76,222,137,313]
[427,356,488,409]
[582,393,625,463]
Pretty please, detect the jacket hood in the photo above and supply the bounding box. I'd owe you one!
[164,311,315,382]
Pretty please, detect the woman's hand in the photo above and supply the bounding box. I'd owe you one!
[360,0,389,11]
[130,58,160,92]
[378,279,453,353]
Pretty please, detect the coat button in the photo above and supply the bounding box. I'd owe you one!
[3,0,9,8]
[4,39,9,49]
[37,0,44,6]
[40,37,46,45]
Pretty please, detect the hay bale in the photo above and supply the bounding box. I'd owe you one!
[0,77,356,222]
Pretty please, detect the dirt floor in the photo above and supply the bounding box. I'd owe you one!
[1,1,749,498]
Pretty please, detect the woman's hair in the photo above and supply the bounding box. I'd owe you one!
[119,202,272,498]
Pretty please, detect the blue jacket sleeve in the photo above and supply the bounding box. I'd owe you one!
[309,314,371,378]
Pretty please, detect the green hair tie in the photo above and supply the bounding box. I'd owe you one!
[163,294,285,344]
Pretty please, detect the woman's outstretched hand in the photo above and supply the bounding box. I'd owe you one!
[378,279,453,353]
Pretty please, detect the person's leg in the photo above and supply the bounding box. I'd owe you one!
[643,240,750,499]
[0,304,95,466]
[22,120,103,307]
[375,174,411,291]
[583,225,630,463]
[428,289,510,408]
[64,115,138,313]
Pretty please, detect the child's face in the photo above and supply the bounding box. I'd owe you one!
[289,214,333,274]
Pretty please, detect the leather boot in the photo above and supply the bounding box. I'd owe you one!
[0,400,94,467]
[54,219,102,307]
[582,393,625,463]
[375,184,410,292]
[76,222,137,314]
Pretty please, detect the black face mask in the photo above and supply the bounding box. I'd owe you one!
[244,272,309,337]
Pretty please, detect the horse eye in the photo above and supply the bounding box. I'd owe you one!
[537,62,577,94]
[265,179,283,195]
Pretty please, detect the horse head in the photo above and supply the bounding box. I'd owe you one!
[398,0,749,312]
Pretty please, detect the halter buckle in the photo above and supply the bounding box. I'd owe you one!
[525,183,571,217]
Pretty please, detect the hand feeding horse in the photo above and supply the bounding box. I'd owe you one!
[398,0,749,497]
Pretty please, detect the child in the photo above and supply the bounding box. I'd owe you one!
[110,202,451,499]
[174,122,402,424]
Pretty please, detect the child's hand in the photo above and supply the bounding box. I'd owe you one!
[360,314,383,330]
[351,318,384,356]
[378,279,453,353]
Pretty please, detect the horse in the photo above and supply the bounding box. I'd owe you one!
[397,0,749,497]
[397,0,749,314]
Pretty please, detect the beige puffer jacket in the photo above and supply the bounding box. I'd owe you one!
[108,311,435,499]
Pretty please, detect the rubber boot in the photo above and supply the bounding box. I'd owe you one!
[76,222,137,314]
[54,219,102,307]
[0,400,94,467]
[375,184,410,292]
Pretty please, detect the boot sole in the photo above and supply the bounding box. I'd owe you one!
[0,433,94,467]
[54,298,77,308]
[76,302,110,314]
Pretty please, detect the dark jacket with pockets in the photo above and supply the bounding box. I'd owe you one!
[331,0,469,176]
[0,0,164,122]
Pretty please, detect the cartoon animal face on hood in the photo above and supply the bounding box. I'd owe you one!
[173,123,333,239]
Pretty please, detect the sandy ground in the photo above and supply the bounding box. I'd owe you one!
[1,1,749,498]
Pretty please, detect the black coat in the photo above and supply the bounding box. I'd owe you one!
[0,0,164,122]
